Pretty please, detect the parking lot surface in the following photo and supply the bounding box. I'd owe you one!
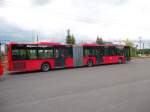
[1,59,150,112]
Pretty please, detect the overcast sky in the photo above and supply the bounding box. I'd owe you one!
[0,0,150,42]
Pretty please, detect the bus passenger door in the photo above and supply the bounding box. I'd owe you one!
[55,48,66,68]
[96,54,103,64]
[96,47,103,64]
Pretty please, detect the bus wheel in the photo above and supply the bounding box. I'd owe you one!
[118,58,123,64]
[87,60,93,67]
[41,63,50,72]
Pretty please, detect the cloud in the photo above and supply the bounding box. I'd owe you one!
[32,0,51,6]
[0,0,6,7]
[102,0,128,5]
[0,19,34,42]
[0,0,150,42]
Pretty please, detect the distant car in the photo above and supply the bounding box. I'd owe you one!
[0,60,3,77]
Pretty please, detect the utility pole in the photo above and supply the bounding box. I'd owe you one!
[37,35,39,43]
[149,43,150,56]
[143,42,144,55]
[32,31,35,42]
[67,29,70,36]
[36,35,39,58]
[139,37,142,55]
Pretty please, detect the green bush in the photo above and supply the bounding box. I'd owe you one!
[130,47,138,57]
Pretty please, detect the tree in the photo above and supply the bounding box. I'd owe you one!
[66,29,76,45]
[71,35,76,45]
[123,38,134,47]
[96,36,103,44]
[123,38,137,57]
[66,29,72,44]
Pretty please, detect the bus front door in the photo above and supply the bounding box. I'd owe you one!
[55,48,66,68]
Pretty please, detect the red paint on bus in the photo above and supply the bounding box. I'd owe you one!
[0,60,3,76]
[65,57,73,67]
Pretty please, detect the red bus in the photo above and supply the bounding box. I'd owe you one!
[6,42,130,72]
[0,59,4,76]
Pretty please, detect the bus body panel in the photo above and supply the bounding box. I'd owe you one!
[10,59,55,72]
[83,57,88,65]
[84,56,126,65]
[103,56,126,64]
[0,60,3,76]
[7,44,13,71]
[83,56,97,65]
[120,56,126,63]
[65,57,73,68]
[103,56,112,64]
[112,56,119,63]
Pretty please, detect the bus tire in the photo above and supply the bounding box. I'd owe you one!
[87,60,93,67]
[118,58,123,64]
[41,62,50,72]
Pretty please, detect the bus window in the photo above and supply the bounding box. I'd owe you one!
[12,49,27,60]
[114,47,117,56]
[27,50,37,60]
[89,48,93,55]
[84,48,96,56]
[92,48,97,56]
[95,48,100,55]
[68,48,73,57]
[45,49,54,58]
[104,47,109,56]
[55,49,59,58]
[110,47,116,56]
[116,48,123,56]
[65,47,73,58]
[99,46,104,56]
[38,49,54,59]
[84,49,90,56]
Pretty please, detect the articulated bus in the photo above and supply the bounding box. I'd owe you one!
[6,42,130,72]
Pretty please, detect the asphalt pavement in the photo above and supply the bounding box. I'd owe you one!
[1,59,150,112]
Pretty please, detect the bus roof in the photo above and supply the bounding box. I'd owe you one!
[81,43,120,47]
[7,42,63,46]
[7,42,127,47]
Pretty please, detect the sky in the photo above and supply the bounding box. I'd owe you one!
[0,0,150,43]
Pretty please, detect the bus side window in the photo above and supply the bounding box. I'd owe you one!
[12,50,20,60]
[27,50,37,60]
[55,49,59,58]
[111,47,116,56]
[67,47,73,58]
[84,49,89,56]
[12,49,27,60]
[38,49,54,59]
[114,48,117,56]
[92,48,96,56]
[48,49,54,58]
[38,50,43,59]
[104,47,109,56]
